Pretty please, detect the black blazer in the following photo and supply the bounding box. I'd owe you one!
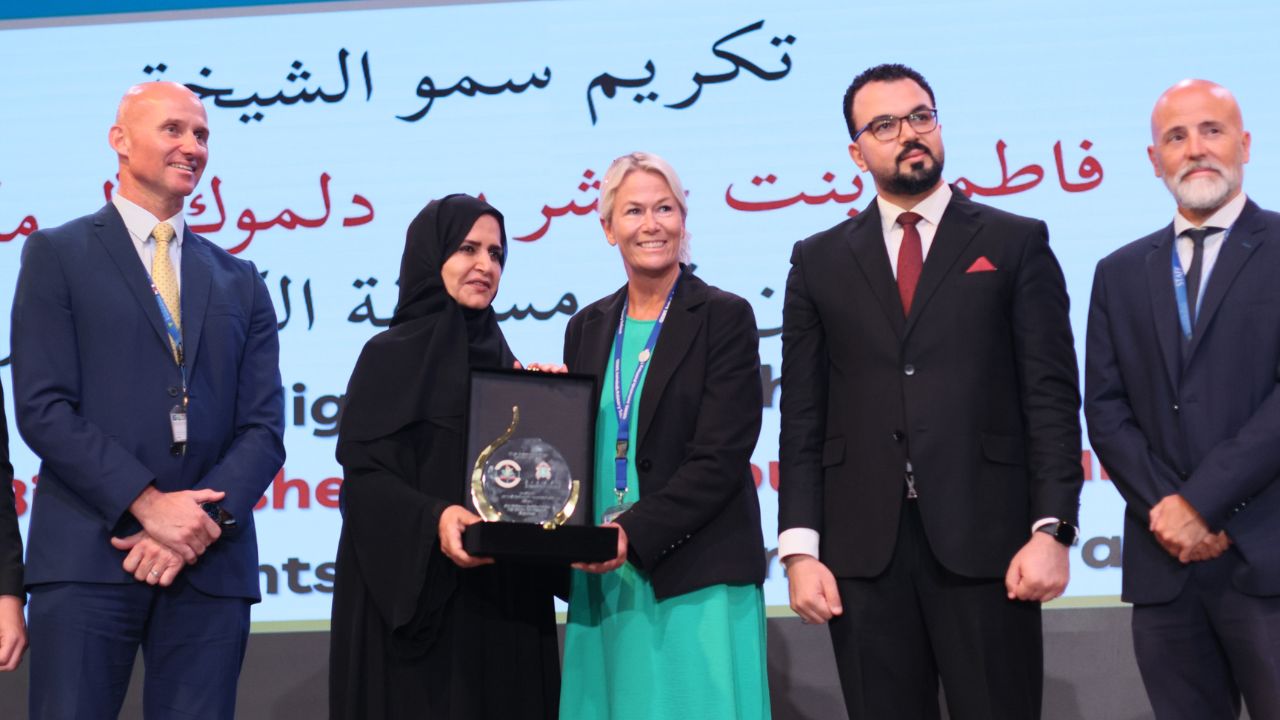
[563,268,766,599]
[1085,198,1280,603]
[779,189,1083,580]
[0,378,22,598]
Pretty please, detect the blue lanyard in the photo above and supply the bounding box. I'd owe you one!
[611,278,679,498]
[1170,226,1230,340]
[149,279,188,398]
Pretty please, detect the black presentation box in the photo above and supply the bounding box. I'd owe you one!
[461,368,617,563]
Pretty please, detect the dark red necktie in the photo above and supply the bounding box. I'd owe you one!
[897,212,924,316]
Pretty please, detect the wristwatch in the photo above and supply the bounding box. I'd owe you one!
[1035,520,1078,547]
[201,502,238,531]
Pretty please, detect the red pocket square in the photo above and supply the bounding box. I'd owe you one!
[966,256,997,273]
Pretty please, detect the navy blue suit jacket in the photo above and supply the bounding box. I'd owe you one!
[1085,198,1280,604]
[0,378,21,598]
[10,203,284,601]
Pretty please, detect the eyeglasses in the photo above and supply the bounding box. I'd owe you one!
[853,109,939,142]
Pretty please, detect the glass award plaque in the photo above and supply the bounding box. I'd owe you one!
[472,411,579,528]
[462,369,617,563]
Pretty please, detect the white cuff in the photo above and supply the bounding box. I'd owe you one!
[1031,517,1061,535]
[778,528,821,561]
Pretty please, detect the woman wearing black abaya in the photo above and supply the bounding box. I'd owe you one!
[329,194,560,719]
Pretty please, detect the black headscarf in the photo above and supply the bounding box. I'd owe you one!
[340,194,512,442]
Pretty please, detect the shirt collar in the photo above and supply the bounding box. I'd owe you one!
[876,182,953,236]
[112,193,186,246]
[1172,191,1247,238]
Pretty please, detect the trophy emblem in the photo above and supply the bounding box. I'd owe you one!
[471,406,580,529]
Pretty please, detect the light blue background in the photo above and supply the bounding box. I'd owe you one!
[3,0,1278,623]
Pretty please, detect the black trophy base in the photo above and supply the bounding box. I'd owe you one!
[462,522,619,564]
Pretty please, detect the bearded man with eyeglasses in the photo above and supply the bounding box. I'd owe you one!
[778,63,1084,720]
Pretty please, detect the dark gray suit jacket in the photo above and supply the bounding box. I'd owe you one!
[779,188,1083,580]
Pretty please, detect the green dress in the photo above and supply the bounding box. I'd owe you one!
[560,318,771,720]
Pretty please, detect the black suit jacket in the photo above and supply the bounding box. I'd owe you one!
[563,269,766,599]
[779,188,1083,579]
[1085,198,1280,604]
[0,378,22,598]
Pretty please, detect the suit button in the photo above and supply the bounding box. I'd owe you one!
[638,459,652,472]
[903,364,916,376]
[1177,470,1189,481]
[170,444,183,457]
[1172,404,1180,413]
[167,386,180,397]
[892,431,904,442]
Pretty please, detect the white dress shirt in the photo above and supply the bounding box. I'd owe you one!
[878,182,952,277]
[1172,191,1248,310]
[112,194,186,290]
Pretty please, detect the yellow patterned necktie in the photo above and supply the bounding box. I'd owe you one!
[151,222,181,359]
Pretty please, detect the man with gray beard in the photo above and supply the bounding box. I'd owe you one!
[1085,79,1280,720]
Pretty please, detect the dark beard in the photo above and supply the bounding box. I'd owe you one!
[880,142,944,196]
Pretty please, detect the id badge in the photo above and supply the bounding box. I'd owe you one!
[169,405,188,445]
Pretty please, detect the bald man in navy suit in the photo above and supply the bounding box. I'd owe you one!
[1086,79,1280,720]
[10,82,284,719]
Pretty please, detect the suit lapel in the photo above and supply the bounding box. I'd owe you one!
[1186,200,1266,362]
[1144,227,1182,388]
[904,191,980,338]
[577,286,626,379]
[179,232,213,372]
[93,204,171,354]
[845,202,905,338]
[636,274,703,446]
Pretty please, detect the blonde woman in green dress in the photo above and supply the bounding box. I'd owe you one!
[560,152,771,719]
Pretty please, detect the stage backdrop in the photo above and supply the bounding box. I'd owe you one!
[3,0,1278,629]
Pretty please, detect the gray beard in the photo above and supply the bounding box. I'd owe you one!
[1168,172,1233,212]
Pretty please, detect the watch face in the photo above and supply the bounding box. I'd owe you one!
[1038,522,1076,546]
[1053,523,1076,545]
[201,502,236,529]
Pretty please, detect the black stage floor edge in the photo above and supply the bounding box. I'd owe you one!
[1,606,1249,719]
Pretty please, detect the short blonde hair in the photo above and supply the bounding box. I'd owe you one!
[598,151,691,263]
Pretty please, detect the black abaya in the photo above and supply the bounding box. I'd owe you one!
[329,195,560,719]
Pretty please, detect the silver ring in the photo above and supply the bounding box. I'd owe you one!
[149,569,160,577]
